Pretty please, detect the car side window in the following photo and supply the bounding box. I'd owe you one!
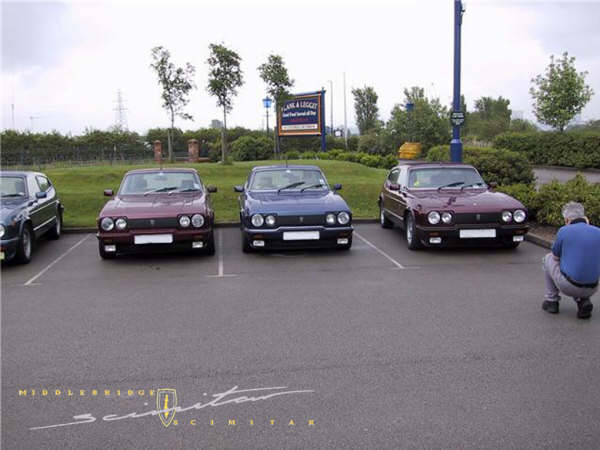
[27,176,41,195]
[387,169,400,184]
[398,168,408,188]
[36,176,50,192]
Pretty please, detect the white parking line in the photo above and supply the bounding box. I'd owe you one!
[207,230,235,278]
[24,234,91,286]
[354,231,406,269]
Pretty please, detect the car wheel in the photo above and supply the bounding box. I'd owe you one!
[380,205,394,229]
[47,210,62,240]
[204,233,216,256]
[98,241,116,259]
[15,224,34,264]
[405,214,422,251]
[241,232,253,253]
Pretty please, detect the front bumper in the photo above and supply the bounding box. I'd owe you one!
[415,223,529,247]
[97,227,212,253]
[0,236,20,262]
[242,225,353,250]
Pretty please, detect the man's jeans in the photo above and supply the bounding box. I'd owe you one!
[543,253,598,302]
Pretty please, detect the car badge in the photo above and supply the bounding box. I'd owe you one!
[476,214,481,221]
[150,219,155,227]
[299,216,304,223]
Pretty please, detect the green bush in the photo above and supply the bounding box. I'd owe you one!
[358,133,386,155]
[359,154,383,168]
[347,136,359,151]
[302,151,317,160]
[493,131,600,169]
[285,150,300,159]
[426,145,535,186]
[382,154,399,169]
[230,135,273,161]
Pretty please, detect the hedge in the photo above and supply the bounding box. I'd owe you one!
[493,131,600,169]
[230,135,273,161]
[426,145,535,186]
[498,175,600,227]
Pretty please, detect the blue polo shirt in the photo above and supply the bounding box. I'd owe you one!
[552,221,600,284]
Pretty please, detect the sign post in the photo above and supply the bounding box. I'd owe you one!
[450,0,465,163]
[278,90,327,152]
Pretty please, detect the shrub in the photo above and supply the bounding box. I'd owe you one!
[426,145,535,186]
[318,152,332,160]
[359,154,383,168]
[285,150,300,159]
[358,133,386,155]
[230,135,273,161]
[382,154,399,169]
[302,151,317,160]
[347,136,359,151]
[493,131,600,169]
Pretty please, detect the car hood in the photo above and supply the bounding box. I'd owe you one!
[245,190,350,214]
[100,194,208,218]
[1,198,27,223]
[409,189,525,211]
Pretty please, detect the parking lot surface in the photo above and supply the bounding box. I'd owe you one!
[2,224,599,449]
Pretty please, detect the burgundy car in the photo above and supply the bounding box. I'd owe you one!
[97,168,217,259]
[378,162,528,249]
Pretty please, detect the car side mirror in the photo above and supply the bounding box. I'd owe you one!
[388,183,400,191]
[234,185,244,193]
[333,183,342,191]
[35,191,47,199]
[207,185,217,193]
[488,182,497,189]
[104,189,114,197]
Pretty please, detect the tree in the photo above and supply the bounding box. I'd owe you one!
[207,43,244,163]
[468,96,512,141]
[150,46,196,162]
[258,54,294,156]
[509,118,538,133]
[385,87,450,153]
[530,52,594,132]
[351,86,380,135]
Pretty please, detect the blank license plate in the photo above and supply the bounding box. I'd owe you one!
[283,231,320,241]
[134,234,173,244]
[459,229,496,239]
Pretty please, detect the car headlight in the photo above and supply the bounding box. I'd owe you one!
[513,209,526,223]
[179,215,191,228]
[191,214,205,228]
[0,224,4,238]
[265,215,276,227]
[251,214,264,227]
[115,218,127,230]
[502,211,513,223]
[441,212,453,224]
[100,217,114,231]
[326,213,336,225]
[337,212,350,225]
[427,211,441,225]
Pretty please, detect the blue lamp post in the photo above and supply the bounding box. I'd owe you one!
[262,97,272,137]
[450,0,465,163]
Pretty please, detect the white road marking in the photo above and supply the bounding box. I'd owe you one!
[354,231,406,269]
[24,234,91,286]
[207,230,235,278]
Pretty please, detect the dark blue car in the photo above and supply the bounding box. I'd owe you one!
[235,165,353,252]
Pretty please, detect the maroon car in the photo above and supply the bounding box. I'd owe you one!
[97,168,217,259]
[378,162,528,249]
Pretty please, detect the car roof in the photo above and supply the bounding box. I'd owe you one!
[0,171,42,177]
[124,168,198,175]
[396,162,476,170]
[251,164,321,172]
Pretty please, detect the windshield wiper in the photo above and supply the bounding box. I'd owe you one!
[168,187,201,195]
[143,186,177,195]
[300,183,323,192]
[1,193,24,197]
[277,181,305,193]
[460,182,484,191]
[437,182,465,191]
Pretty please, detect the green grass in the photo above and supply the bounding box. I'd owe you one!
[44,160,387,227]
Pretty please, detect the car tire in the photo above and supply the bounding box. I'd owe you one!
[98,241,116,259]
[205,233,216,256]
[241,232,253,253]
[47,210,62,240]
[380,205,394,229]
[405,213,422,251]
[15,224,34,264]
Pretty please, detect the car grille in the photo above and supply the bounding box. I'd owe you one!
[277,214,325,226]
[454,212,501,224]
[128,217,179,229]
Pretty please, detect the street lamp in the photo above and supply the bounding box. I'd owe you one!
[262,97,272,137]
[450,0,466,163]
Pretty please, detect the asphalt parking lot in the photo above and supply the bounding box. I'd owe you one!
[2,223,599,449]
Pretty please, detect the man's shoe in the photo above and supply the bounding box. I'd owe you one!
[542,300,559,314]
[576,298,593,319]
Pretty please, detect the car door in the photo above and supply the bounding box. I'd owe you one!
[394,167,409,224]
[26,175,46,236]
[36,175,58,229]
[382,168,401,218]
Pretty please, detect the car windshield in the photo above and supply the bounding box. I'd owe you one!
[119,172,202,195]
[0,176,27,197]
[408,168,485,189]
[249,169,328,191]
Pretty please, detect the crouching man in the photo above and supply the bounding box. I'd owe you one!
[542,202,600,319]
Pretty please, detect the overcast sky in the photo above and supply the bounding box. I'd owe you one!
[1,0,599,135]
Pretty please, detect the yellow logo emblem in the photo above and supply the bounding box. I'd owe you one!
[156,388,177,427]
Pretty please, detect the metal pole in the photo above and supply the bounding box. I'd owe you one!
[343,72,348,149]
[450,0,464,163]
[320,89,327,151]
[328,80,333,135]
[265,107,269,137]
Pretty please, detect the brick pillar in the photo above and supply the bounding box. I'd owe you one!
[153,140,162,163]
[188,139,199,163]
